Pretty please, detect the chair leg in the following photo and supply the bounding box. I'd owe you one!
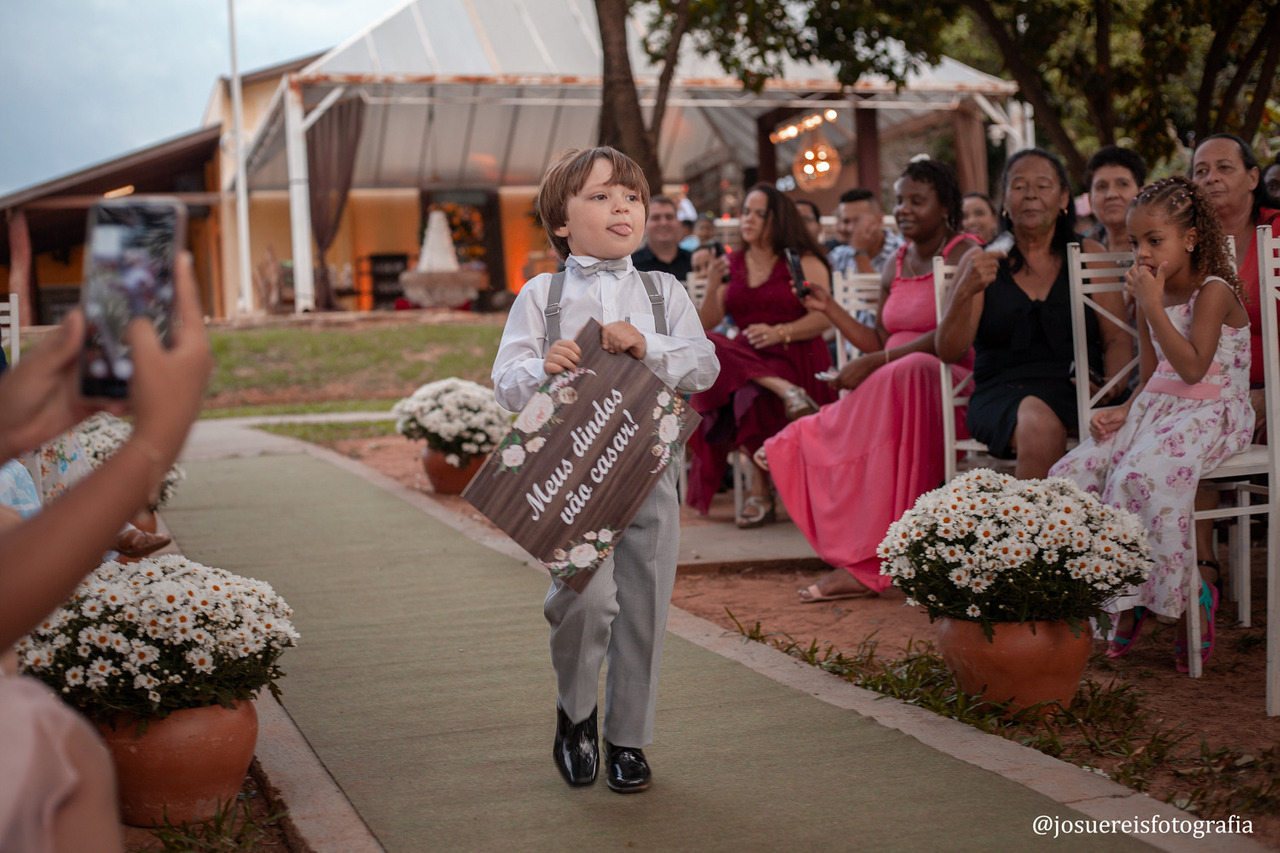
[1231,515,1251,628]
[731,451,754,521]
[1186,547,1203,678]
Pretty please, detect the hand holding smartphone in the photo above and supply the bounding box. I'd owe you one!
[984,231,1015,255]
[80,198,186,398]
[784,248,811,300]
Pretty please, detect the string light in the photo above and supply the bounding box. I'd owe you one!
[769,108,840,144]
[792,127,841,190]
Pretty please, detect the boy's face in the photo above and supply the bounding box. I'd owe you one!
[555,158,645,259]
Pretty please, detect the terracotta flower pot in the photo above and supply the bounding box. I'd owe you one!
[421,447,487,494]
[935,618,1093,712]
[96,700,258,826]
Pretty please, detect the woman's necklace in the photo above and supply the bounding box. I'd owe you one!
[745,248,777,285]
[903,228,954,278]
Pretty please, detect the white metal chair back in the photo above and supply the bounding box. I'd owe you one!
[830,269,882,368]
[1066,243,1137,427]
[683,275,709,311]
[1181,226,1278,688]
[0,293,19,364]
[1255,224,1280,711]
[933,256,994,480]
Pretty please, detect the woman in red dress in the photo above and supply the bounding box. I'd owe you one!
[686,184,835,527]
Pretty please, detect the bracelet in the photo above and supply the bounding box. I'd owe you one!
[884,348,893,364]
[779,324,791,347]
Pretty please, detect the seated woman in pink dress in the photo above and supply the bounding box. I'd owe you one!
[758,160,979,601]
[687,184,836,528]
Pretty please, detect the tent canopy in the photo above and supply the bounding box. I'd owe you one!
[244,0,1022,192]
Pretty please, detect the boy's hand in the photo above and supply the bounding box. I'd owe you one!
[601,321,646,359]
[544,339,581,374]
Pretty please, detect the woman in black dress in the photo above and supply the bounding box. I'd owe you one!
[937,148,1130,478]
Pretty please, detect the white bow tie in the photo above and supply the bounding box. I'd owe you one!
[577,258,629,276]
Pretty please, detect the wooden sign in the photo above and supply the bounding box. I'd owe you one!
[463,319,701,592]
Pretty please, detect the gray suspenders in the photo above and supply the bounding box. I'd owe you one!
[543,269,667,345]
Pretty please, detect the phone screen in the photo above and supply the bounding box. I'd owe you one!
[80,198,186,398]
[784,248,810,300]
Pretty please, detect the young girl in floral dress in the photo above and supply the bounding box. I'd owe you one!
[1049,176,1253,671]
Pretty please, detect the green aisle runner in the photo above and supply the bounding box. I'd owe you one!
[164,453,1152,852]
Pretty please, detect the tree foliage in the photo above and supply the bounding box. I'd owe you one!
[956,0,1280,180]
[596,0,957,191]
[598,0,1280,192]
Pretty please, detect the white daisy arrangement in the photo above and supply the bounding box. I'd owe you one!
[392,378,511,468]
[17,555,298,725]
[72,412,185,510]
[878,469,1153,640]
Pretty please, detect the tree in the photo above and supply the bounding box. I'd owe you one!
[599,1,1280,192]
[594,0,956,192]
[954,0,1280,179]
[595,0,686,194]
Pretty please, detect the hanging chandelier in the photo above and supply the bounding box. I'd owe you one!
[792,127,841,191]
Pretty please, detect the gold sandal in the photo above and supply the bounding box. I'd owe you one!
[782,386,818,421]
[736,495,776,529]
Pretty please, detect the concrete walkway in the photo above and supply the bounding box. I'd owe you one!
[161,417,1265,853]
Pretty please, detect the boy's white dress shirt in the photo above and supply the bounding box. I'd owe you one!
[493,255,719,412]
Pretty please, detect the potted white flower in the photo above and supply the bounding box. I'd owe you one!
[878,469,1153,709]
[74,412,184,511]
[16,555,298,825]
[392,377,510,493]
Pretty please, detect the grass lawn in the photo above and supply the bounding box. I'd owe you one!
[204,321,503,417]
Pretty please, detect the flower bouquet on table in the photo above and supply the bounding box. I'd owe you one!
[392,377,510,468]
[877,469,1154,640]
[16,554,298,728]
[73,412,184,510]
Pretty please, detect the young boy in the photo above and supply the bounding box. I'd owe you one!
[492,147,719,793]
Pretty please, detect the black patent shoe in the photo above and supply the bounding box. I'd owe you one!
[553,706,598,786]
[604,741,651,793]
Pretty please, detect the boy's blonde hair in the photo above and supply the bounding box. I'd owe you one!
[535,147,650,260]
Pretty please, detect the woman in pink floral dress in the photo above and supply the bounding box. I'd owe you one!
[1049,177,1254,671]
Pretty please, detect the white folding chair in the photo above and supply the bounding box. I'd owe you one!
[933,257,1014,480]
[1176,226,1279,696]
[1066,243,1137,429]
[683,274,709,311]
[0,293,19,364]
[829,269,882,368]
[1257,224,1280,713]
[1183,227,1277,680]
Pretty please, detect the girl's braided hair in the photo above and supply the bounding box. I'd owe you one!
[1131,175,1244,299]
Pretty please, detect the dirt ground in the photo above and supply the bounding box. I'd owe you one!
[335,434,1280,848]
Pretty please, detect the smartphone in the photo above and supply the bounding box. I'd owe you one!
[784,248,811,300]
[984,231,1015,254]
[80,197,186,398]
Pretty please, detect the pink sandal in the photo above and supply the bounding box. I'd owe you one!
[1106,607,1147,659]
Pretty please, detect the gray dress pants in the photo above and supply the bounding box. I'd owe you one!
[543,460,680,748]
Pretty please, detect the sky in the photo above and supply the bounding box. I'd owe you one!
[0,0,396,196]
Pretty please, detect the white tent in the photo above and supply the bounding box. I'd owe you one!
[243,0,1026,310]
